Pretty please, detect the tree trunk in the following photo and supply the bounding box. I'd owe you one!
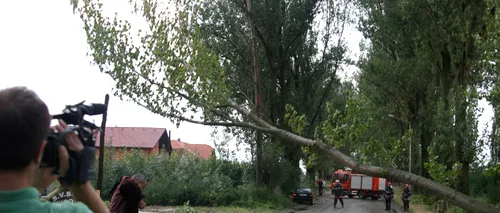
[491,105,499,165]
[455,88,470,195]
[419,94,431,179]
[306,167,315,184]
[255,133,263,186]
[246,0,263,187]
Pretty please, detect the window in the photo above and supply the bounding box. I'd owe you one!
[343,174,349,183]
[333,174,339,182]
[296,187,312,193]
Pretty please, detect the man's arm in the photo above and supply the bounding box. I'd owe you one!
[70,182,109,213]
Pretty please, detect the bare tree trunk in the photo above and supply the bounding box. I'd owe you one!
[491,105,499,165]
[246,0,263,187]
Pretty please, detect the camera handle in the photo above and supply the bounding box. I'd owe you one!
[59,147,96,185]
[76,146,96,183]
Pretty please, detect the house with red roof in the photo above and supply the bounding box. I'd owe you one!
[170,139,215,160]
[94,127,214,160]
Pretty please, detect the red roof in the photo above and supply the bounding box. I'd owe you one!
[186,144,214,159]
[95,127,165,148]
[171,140,214,160]
[94,127,214,159]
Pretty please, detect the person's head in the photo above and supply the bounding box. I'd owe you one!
[404,184,409,189]
[335,180,339,183]
[387,182,392,186]
[132,173,148,190]
[0,87,51,175]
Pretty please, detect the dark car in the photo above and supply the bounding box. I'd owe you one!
[292,187,313,205]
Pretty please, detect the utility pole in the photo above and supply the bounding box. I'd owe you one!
[96,94,109,196]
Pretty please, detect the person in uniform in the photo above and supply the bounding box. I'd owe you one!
[402,184,411,212]
[331,180,344,208]
[384,182,394,211]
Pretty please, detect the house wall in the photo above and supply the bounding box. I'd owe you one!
[151,142,159,154]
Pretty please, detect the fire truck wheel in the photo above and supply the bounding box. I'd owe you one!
[348,195,354,198]
[371,196,378,200]
[358,190,366,199]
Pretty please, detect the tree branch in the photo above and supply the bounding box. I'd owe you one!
[134,101,272,132]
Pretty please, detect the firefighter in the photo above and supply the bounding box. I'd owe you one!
[402,184,411,212]
[316,177,324,196]
[384,182,394,211]
[331,180,344,208]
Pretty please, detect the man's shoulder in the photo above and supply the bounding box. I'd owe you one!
[42,201,93,213]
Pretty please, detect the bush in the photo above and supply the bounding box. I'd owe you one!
[95,148,293,209]
[470,165,500,204]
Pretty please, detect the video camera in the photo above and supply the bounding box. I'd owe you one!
[40,101,106,184]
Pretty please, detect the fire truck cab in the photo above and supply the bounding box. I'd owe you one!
[330,168,387,200]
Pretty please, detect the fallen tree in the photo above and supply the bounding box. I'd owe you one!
[229,100,500,213]
[70,0,500,212]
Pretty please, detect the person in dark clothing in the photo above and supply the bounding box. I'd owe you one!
[109,174,148,213]
[316,178,324,196]
[331,180,344,208]
[384,182,394,211]
[402,184,411,212]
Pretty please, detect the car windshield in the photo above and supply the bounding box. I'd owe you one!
[296,187,312,193]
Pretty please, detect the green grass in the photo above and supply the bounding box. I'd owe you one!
[172,201,284,213]
[393,186,432,213]
[174,206,280,213]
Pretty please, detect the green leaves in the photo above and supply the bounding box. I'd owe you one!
[71,0,232,126]
[284,104,309,136]
[424,160,462,187]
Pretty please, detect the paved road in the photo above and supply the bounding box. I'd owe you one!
[293,195,404,213]
[138,196,404,213]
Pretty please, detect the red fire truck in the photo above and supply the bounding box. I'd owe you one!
[330,168,387,200]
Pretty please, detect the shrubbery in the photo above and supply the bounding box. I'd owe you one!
[406,165,500,213]
[469,165,500,204]
[94,148,293,209]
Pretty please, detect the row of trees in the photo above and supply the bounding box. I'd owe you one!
[71,0,499,212]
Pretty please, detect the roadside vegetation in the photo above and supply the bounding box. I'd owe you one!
[393,165,500,213]
[95,147,295,210]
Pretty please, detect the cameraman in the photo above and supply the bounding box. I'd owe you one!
[0,87,108,213]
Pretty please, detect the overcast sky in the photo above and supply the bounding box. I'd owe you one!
[0,0,217,155]
[0,0,493,164]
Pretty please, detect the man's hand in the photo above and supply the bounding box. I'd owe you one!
[54,119,85,154]
[33,120,75,191]
[34,119,84,189]
[54,119,84,178]
[139,199,146,209]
